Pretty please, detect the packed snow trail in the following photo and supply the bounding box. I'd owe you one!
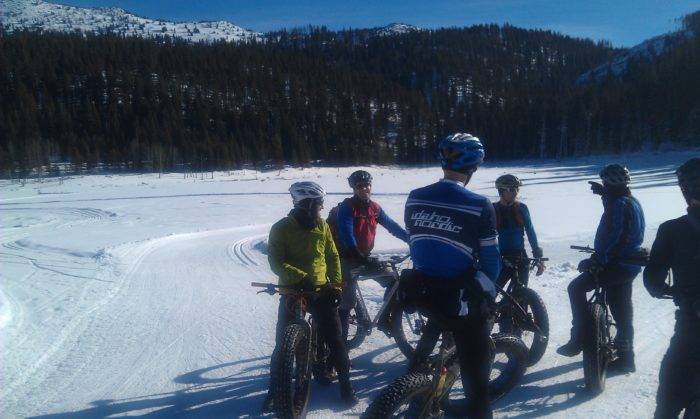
[3,226,281,417]
[0,150,694,417]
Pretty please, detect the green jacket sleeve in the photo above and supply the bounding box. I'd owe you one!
[268,221,307,285]
[324,222,342,286]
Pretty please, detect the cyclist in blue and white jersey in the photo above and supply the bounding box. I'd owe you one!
[405,133,500,419]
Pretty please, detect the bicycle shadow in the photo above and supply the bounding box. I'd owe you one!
[305,342,409,414]
[29,343,408,418]
[29,356,274,418]
[494,361,596,417]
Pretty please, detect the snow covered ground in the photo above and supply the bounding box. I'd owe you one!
[0,150,696,418]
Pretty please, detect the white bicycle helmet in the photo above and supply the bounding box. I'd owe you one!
[289,181,326,206]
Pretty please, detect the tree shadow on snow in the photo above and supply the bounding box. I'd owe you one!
[29,343,408,418]
[494,361,597,418]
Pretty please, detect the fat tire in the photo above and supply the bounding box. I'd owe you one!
[273,323,311,419]
[362,372,433,419]
[441,333,528,417]
[510,287,550,366]
[489,333,529,400]
[582,302,608,395]
[390,302,422,359]
[346,297,370,350]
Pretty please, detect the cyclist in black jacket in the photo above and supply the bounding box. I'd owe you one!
[644,157,700,419]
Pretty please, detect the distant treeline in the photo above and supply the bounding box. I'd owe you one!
[1,13,699,174]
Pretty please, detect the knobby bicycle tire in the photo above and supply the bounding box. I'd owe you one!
[510,287,550,366]
[362,372,433,419]
[442,333,529,417]
[346,296,371,350]
[273,323,312,419]
[583,302,608,395]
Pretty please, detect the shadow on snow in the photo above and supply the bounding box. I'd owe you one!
[30,344,408,418]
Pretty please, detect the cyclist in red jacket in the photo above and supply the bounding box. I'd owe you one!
[327,170,408,340]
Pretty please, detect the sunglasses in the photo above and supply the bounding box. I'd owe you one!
[354,183,372,189]
[498,187,519,193]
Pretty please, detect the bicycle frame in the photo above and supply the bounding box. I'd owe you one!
[252,282,324,373]
[419,332,460,417]
[352,255,410,330]
[497,256,548,336]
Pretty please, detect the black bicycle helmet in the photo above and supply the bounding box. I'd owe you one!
[348,170,372,188]
[495,174,522,189]
[676,157,700,199]
[599,164,631,186]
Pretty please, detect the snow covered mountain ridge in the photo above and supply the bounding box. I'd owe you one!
[0,0,423,43]
[576,28,696,84]
[0,0,262,43]
[373,23,421,36]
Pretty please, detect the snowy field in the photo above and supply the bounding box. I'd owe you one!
[1,150,696,418]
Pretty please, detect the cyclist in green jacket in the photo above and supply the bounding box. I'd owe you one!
[262,181,357,413]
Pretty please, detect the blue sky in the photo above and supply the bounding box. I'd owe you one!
[57,0,700,47]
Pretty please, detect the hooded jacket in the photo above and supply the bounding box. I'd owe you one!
[267,214,342,287]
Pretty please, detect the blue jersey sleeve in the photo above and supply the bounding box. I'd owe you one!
[521,204,543,258]
[596,199,626,265]
[379,209,409,243]
[336,201,357,251]
[478,201,501,282]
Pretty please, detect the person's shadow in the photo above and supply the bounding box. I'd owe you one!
[29,356,273,418]
[29,343,408,418]
[494,361,597,417]
[30,346,595,418]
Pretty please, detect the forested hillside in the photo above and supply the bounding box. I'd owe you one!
[1,13,698,174]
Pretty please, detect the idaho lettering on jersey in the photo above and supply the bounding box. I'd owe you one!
[405,180,500,279]
[410,210,463,233]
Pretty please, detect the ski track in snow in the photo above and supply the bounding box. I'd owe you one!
[0,151,695,418]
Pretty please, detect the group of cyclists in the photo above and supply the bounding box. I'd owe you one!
[261,131,700,418]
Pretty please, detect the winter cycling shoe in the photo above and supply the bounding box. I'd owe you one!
[608,353,636,374]
[313,364,336,386]
[261,393,274,414]
[340,380,359,405]
[556,339,583,357]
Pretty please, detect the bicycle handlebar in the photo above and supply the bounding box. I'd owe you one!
[571,245,649,266]
[381,253,410,267]
[251,281,334,296]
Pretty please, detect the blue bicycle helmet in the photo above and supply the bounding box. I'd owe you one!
[438,133,485,172]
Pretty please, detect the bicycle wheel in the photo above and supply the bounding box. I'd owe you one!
[346,293,370,350]
[442,333,528,416]
[273,323,312,419]
[583,302,608,395]
[508,287,549,366]
[362,372,434,419]
[390,302,427,359]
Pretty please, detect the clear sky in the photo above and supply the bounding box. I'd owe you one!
[56,0,700,47]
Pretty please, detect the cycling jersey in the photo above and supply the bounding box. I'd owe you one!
[493,201,542,258]
[404,179,501,282]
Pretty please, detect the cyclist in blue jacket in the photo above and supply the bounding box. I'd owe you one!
[493,174,545,288]
[405,133,500,419]
[557,164,645,374]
